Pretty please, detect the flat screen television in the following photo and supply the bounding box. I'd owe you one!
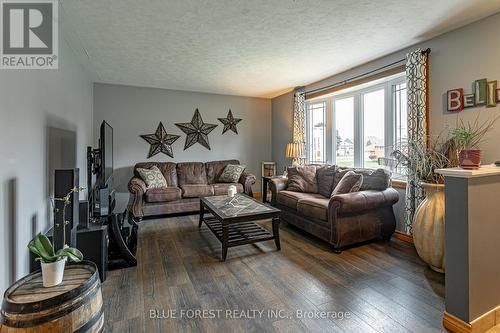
[99,121,113,187]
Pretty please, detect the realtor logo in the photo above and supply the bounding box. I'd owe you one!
[1,0,58,69]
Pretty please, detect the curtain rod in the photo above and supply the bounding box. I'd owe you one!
[302,48,431,96]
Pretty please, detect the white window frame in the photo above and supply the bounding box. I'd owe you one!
[305,73,407,170]
[305,100,328,164]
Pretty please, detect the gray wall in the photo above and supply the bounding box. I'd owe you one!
[271,13,500,232]
[0,39,93,293]
[273,12,500,164]
[93,84,272,196]
[271,92,294,174]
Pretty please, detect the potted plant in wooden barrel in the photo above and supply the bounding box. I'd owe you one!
[28,233,83,287]
[451,116,498,170]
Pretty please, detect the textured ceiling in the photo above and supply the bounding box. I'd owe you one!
[61,0,500,98]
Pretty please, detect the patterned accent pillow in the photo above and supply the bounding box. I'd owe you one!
[331,171,363,196]
[218,164,246,183]
[136,165,168,189]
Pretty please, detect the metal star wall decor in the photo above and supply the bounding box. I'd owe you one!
[218,109,242,134]
[175,109,218,150]
[140,122,180,158]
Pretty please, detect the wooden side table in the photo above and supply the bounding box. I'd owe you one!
[1,262,104,332]
[261,176,273,203]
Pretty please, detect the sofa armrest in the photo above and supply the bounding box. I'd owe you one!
[239,171,256,197]
[269,177,288,206]
[328,188,399,214]
[128,177,147,219]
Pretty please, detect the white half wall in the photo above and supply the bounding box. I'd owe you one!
[93,83,272,196]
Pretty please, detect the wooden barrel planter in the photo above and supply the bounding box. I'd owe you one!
[0,262,103,333]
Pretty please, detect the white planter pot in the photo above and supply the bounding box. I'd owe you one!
[412,183,445,273]
[41,258,67,287]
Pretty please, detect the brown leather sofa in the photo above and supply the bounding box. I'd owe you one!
[269,167,399,252]
[128,160,256,220]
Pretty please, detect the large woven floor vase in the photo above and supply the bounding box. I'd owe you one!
[412,183,445,273]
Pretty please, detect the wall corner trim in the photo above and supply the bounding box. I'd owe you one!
[443,305,500,333]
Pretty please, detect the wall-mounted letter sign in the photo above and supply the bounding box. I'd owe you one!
[447,89,463,112]
[447,78,498,112]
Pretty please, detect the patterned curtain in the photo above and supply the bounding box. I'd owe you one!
[292,87,306,164]
[293,87,306,144]
[404,48,429,234]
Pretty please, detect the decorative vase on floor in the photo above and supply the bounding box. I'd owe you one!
[412,183,445,273]
[41,257,67,287]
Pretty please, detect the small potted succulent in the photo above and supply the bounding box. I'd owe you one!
[450,116,498,170]
[28,233,83,287]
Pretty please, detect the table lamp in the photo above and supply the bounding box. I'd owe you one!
[285,142,304,167]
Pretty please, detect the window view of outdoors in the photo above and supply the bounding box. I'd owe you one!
[335,97,354,167]
[305,76,407,170]
[363,89,385,168]
[307,102,325,163]
[393,82,408,176]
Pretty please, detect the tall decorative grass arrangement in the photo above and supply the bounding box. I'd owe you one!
[391,134,458,184]
[451,115,499,150]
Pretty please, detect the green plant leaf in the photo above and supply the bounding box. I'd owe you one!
[56,247,83,262]
[27,240,42,258]
[29,234,52,262]
[35,234,55,257]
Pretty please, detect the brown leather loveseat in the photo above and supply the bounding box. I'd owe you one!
[128,160,256,220]
[269,166,399,252]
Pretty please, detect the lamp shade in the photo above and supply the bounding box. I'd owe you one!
[285,142,304,159]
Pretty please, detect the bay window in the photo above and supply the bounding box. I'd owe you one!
[305,74,407,173]
[306,101,326,163]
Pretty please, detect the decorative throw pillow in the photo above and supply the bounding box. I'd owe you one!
[334,167,390,191]
[136,165,168,189]
[331,171,363,196]
[218,164,246,183]
[286,165,318,193]
[333,168,353,189]
[316,165,337,197]
[357,168,391,191]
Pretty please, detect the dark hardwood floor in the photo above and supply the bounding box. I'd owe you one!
[102,215,446,333]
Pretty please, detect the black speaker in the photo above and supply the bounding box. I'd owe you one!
[79,200,89,229]
[94,187,110,216]
[54,169,79,250]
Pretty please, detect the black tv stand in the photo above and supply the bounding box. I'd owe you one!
[106,209,138,269]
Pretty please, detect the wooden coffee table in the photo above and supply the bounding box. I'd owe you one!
[199,194,281,261]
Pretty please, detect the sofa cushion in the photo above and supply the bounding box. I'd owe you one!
[332,171,363,195]
[357,168,391,191]
[180,184,214,198]
[205,160,239,184]
[218,164,246,183]
[286,165,318,193]
[136,165,168,189]
[334,167,390,191]
[316,165,337,197]
[297,197,330,221]
[277,190,323,210]
[145,187,182,203]
[212,183,244,196]
[134,162,178,186]
[176,162,207,185]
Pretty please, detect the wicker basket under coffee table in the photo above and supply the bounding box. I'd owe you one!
[199,194,281,261]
